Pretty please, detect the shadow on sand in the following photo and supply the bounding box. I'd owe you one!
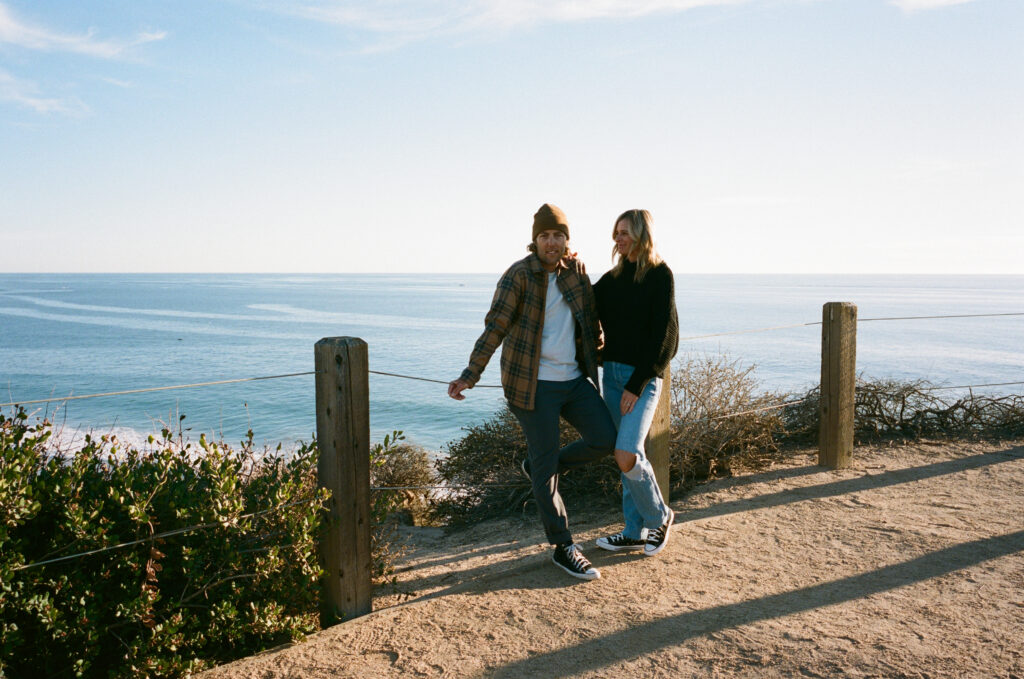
[386,445,1023,608]
[681,445,1023,524]
[490,528,1024,677]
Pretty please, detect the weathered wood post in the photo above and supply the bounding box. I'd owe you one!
[819,303,857,469]
[314,337,372,625]
[646,365,672,501]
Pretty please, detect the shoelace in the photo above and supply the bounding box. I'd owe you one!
[647,527,664,543]
[566,545,591,570]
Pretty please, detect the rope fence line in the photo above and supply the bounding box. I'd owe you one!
[7,306,1021,622]
[372,484,529,491]
[8,318,1023,576]
[0,371,316,408]
[368,369,501,388]
[12,497,320,572]
[859,312,1024,322]
[12,368,1022,571]
[680,321,818,341]
[0,369,501,408]
[677,311,1024,341]
[699,398,807,422]
[2,310,1020,408]
[8,394,817,569]
[920,381,1024,391]
[370,397,813,493]
[3,372,1021,411]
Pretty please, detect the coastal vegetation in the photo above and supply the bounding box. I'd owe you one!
[433,355,1024,524]
[0,412,327,677]
[2,354,1022,677]
[0,416,414,678]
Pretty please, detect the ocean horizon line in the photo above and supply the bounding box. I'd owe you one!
[2,271,1023,277]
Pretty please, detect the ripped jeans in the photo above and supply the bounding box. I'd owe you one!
[602,361,672,539]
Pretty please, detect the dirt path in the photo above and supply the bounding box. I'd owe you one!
[200,440,1024,678]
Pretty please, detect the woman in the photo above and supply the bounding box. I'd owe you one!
[593,209,679,556]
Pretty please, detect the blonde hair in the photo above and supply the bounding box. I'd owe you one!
[611,209,662,283]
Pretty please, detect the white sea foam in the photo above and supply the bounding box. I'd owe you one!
[0,307,306,340]
[0,296,477,331]
[44,421,163,455]
[4,295,270,321]
[37,419,304,460]
[247,303,477,330]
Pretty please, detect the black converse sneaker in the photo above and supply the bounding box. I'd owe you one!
[644,509,675,557]
[552,543,600,580]
[595,531,647,552]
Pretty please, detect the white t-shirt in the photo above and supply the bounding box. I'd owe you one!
[538,272,583,382]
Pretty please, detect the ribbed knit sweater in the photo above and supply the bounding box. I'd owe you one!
[593,260,679,395]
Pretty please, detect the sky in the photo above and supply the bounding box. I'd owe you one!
[0,0,1021,274]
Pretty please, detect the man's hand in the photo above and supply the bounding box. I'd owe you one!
[448,379,471,401]
[620,389,639,415]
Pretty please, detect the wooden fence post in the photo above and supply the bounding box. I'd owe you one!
[314,337,372,625]
[646,365,672,501]
[819,303,857,469]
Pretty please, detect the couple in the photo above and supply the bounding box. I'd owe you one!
[447,203,679,581]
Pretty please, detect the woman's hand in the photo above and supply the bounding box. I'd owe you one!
[620,389,639,415]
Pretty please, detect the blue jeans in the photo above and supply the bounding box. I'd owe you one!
[602,361,671,539]
[509,377,617,545]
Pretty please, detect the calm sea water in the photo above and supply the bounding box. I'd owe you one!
[1,274,1022,452]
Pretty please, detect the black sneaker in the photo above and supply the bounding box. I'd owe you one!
[595,531,647,552]
[552,543,600,580]
[644,509,675,557]
[520,458,531,481]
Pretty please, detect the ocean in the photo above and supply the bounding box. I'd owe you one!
[1,273,1022,453]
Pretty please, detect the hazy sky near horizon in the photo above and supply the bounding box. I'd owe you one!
[1,0,1021,274]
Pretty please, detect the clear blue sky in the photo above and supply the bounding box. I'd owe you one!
[1,0,1021,274]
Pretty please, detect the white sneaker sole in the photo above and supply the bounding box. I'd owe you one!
[551,554,601,580]
[595,539,645,552]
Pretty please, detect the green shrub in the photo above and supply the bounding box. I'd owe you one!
[0,411,427,678]
[369,438,437,527]
[0,409,327,678]
[364,432,439,586]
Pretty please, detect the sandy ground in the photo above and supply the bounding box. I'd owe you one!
[200,440,1024,678]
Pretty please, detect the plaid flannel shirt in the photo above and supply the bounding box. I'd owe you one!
[460,253,602,411]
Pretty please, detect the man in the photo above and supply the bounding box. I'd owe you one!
[448,203,617,580]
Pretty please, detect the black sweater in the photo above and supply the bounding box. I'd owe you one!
[593,260,679,395]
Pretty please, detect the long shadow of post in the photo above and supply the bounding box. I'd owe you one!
[492,529,1024,678]
[683,447,1023,524]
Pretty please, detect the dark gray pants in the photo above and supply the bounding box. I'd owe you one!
[509,377,617,545]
